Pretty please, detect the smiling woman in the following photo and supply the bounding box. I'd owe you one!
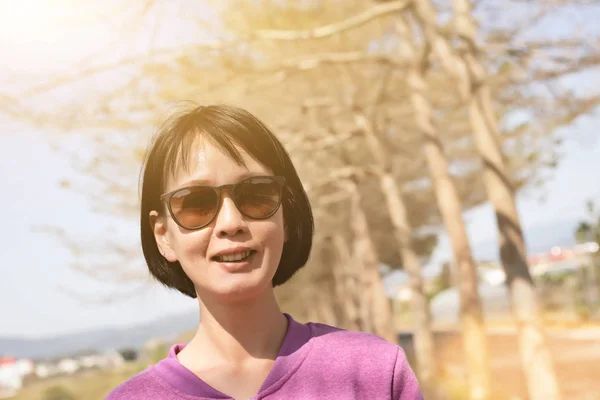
[105,103,423,400]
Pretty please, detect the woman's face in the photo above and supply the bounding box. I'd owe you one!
[150,138,286,304]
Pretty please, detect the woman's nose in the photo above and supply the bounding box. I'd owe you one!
[213,195,248,238]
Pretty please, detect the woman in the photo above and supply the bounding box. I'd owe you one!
[107,104,422,400]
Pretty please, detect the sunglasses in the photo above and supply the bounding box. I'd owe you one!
[160,176,285,230]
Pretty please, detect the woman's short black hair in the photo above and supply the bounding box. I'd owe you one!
[139,104,314,298]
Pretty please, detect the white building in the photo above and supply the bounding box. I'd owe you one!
[0,357,34,397]
[33,350,125,380]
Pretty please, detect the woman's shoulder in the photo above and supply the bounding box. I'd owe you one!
[303,321,410,368]
[298,321,422,399]
[105,366,173,400]
[306,321,400,353]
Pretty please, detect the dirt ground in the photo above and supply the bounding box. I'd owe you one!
[433,327,600,399]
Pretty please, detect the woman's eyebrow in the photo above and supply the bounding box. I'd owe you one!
[177,171,265,188]
[178,178,212,187]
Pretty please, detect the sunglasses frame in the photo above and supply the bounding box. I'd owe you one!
[160,175,286,230]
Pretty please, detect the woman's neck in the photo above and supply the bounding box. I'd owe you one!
[186,289,288,364]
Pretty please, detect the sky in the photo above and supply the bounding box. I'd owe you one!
[0,1,599,338]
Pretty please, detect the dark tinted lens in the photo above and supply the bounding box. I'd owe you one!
[235,177,282,218]
[169,187,218,228]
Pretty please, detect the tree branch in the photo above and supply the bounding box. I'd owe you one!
[20,41,230,97]
[254,0,411,41]
[258,52,406,72]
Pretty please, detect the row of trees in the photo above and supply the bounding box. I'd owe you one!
[574,200,600,315]
[2,1,599,399]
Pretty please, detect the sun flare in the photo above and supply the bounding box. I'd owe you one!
[0,0,71,39]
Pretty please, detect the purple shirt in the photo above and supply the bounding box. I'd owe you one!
[106,314,422,399]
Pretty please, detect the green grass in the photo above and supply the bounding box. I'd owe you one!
[13,362,147,400]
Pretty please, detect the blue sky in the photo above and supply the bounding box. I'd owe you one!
[0,1,599,338]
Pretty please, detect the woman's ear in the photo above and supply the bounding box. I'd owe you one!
[150,210,177,262]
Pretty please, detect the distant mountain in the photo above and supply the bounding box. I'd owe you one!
[0,311,199,360]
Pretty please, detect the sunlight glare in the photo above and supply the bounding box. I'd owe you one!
[0,0,72,39]
[0,0,120,74]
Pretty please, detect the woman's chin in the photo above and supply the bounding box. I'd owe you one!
[203,276,272,304]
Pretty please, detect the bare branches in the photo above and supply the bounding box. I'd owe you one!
[32,225,146,286]
[253,0,411,41]
[15,1,413,99]
[257,51,407,72]
[20,42,229,97]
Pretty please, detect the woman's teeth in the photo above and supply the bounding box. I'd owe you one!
[216,250,252,262]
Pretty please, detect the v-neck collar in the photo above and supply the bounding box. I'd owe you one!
[153,313,314,399]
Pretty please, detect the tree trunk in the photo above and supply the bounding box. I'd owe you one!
[349,181,397,343]
[468,83,562,400]
[354,112,437,391]
[316,246,343,327]
[317,292,339,326]
[303,104,390,336]
[412,1,562,399]
[332,234,363,331]
[421,108,492,400]
[394,16,492,400]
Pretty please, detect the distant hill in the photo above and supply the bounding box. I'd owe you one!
[0,311,199,360]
